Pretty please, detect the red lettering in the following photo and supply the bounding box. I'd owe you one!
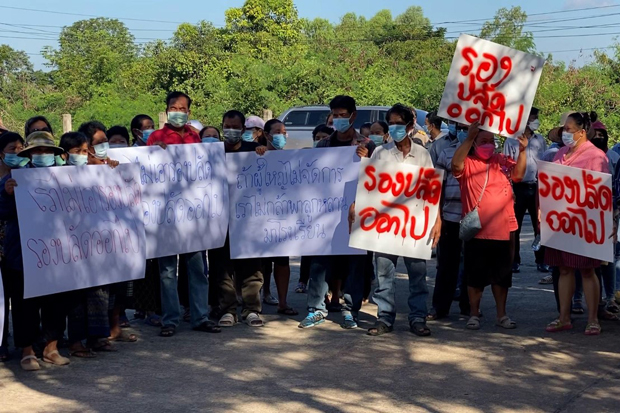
[546,207,606,245]
[363,165,376,191]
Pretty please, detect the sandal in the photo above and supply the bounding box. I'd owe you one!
[20,355,40,371]
[277,306,299,316]
[159,325,176,338]
[90,339,118,352]
[606,300,619,313]
[43,350,70,366]
[193,321,221,333]
[545,319,573,332]
[245,312,264,327]
[119,314,131,328]
[585,322,602,336]
[495,316,517,329]
[263,294,279,306]
[410,321,431,336]
[571,301,585,315]
[69,349,96,358]
[367,321,393,336]
[218,313,236,327]
[598,310,619,321]
[466,316,481,330]
[108,332,138,342]
[145,314,162,327]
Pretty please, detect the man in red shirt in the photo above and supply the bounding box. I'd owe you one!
[147,92,200,146]
[147,91,220,338]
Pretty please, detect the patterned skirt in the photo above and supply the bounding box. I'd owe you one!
[545,247,601,270]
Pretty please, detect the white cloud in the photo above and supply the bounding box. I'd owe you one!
[563,0,615,9]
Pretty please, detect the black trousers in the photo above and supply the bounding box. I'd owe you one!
[432,220,470,316]
[513,182,545,265]
[4,267,67,348]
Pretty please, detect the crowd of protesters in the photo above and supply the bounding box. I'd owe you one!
[0,91,618,371]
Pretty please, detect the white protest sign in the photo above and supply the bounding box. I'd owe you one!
[13,164,146,298]
[349,158,443,260]
[0,271,4,345]
[226,147,364,258]
[109,143,229,258]
[538,161,614,262]
[438,34,545,138]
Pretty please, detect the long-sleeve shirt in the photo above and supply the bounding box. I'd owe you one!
[503,133,546,184]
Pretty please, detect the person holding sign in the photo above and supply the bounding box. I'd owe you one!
[452,122,527,331]
[0,131,71,370]
[544,112,611,336]
[209,110,268,328]
[364,104,441,337]
[145,92,221,337]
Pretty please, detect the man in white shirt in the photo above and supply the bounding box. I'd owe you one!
[502,107,547,274]
[364,104,441,337]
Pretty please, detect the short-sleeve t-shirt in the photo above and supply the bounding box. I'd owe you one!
[225,140,259,153]
[455,154,517,241]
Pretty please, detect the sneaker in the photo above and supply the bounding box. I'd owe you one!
[298,312,325,329]
[512,263,520,273]
[295,282,307,293]
[538,274,553,285]
[537,264,550,273]
[341,314,358,329]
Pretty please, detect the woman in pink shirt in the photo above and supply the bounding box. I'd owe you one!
[545,112,610,336]
[452,122,527,331]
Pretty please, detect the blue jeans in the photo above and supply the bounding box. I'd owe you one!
[159,252,210,328]
[306,255,366,317]
[373,253,428,327]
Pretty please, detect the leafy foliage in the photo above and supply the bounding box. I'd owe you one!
[1,2,620,143]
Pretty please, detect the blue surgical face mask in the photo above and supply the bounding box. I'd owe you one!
[448,124,457,136]
[271,134,287,150]
[109,143,127,149]
[32,154,56,168]
[93,142,109,159]
[68,153,88,166]
[141,129,154,143]
[332,117,352,133]
[369,134,384,146]
[457,130,468,143]
[313,140,319,148]
[55,155,66,166]
[2,153,29,168]
[242,130,255,142]
[167,111,188,128]
[388,124,408,143]
[562,131,579,148]
[202,137,220,143]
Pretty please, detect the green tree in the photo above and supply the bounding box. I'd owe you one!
[479,7,535,53]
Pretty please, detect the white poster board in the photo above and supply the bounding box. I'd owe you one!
[0,271,4,345]
[13,164,147,298]
[109,143,229,258]
[538,161,614,262]
[349,158,443,259]
[438,34,545,138]
[226,147,364,258]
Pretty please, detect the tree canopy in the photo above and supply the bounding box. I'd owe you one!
[1,1,620,142]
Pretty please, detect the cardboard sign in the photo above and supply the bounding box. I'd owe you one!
[226,147,365,258]
[349,158,443,259]
[13,164,147,298]
[538,161,614,262]
[438,34,545,138]
[109,143,229,258]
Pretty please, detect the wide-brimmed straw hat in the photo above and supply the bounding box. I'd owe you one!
[20,131,64,156]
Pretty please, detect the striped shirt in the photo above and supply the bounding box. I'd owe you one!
[435,139,462,223]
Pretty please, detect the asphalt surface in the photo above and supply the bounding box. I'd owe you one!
[1,219,619,413]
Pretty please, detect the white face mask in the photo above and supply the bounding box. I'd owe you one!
[528,119,540,131]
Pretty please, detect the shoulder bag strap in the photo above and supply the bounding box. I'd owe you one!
[474,163,490,209]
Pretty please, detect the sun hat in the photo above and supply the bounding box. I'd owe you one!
[20,131,64,156]
[245,115,265,130]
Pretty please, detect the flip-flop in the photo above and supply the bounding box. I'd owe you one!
[69,349,97,358]
[108,332,138,342]
[277,306,299,316]
[159,325,176,338]
[90,340,118,352]
[585,322,602,336]
[192,321,221,333]
[546,319,573,332]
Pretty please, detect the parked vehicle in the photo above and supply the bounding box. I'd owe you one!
[278,105,446,149]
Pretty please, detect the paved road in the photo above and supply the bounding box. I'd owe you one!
[1,221,619,413]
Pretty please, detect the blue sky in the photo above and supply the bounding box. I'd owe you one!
[1,0,618,69]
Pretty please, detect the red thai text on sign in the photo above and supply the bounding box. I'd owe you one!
[539,169,612,245]
[359,166,441,241]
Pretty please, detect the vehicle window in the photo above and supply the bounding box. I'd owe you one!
[283,111,309,126]
[353,110,372,129]
[378,110,388,123]
[307,110,330,127]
